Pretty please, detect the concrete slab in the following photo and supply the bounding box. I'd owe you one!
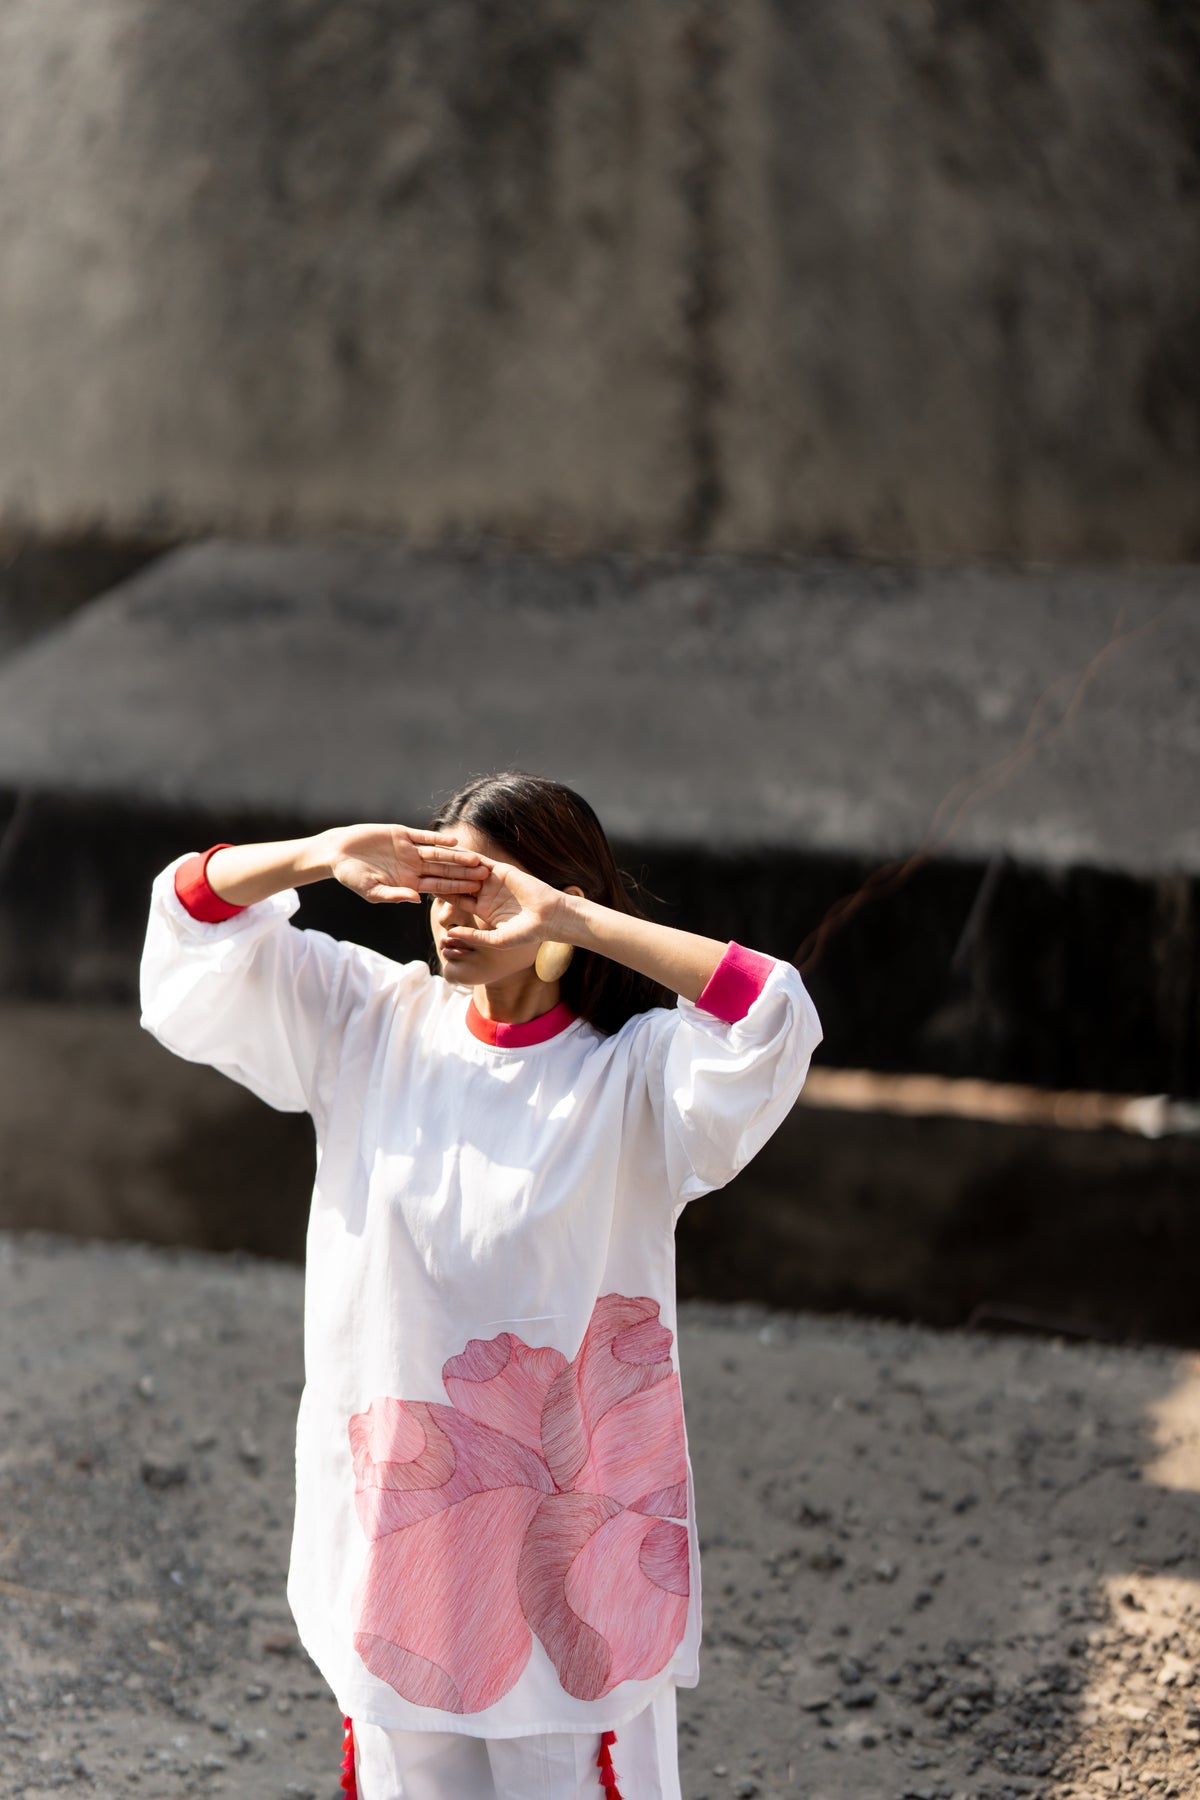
[0,536,1194,874]
[0,538,1195,1095]
[3,1230,1199,1798]
[0,528,175,662]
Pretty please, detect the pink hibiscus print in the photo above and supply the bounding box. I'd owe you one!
[347,1294,690,1714]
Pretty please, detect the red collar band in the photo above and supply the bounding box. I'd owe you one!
[464,997,579,1047]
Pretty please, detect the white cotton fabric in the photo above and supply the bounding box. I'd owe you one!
[352,1683,681,1800]
[138,854,823,1738]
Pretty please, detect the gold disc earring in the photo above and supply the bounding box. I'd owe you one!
[534,940,574,982]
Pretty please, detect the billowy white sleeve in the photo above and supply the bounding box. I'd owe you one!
[138,852,379,1119]
[634,943,823,1208]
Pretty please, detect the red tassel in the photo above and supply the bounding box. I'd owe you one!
[340,1715,358,1798]
[597,1727,621,1797]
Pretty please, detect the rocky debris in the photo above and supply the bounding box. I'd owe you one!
[140,1456,189,1490]
[2,1232,1199,1798]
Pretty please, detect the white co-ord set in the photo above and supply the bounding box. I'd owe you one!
[139,845,823,1799]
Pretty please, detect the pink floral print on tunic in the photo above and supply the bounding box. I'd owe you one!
[348,1294,690,1714]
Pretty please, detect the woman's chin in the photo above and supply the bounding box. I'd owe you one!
[438,953,477,982]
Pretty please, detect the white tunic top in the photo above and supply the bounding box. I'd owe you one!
[139,853,823,1737]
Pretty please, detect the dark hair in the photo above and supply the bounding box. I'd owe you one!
[427,770,674,1036]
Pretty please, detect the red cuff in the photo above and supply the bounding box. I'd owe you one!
[695,941,776,1023]
[173,844,248,922]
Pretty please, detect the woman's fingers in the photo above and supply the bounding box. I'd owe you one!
[417,850,486,872]
[445,922,526,948]
[419,869,484,887]
[416,843,482,860]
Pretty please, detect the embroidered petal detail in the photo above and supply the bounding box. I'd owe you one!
[352,1634,463,1714]
[517,1492,621,1701]
[638,1518,690,1595]
[573,1373,687,1512]
[540,1363,591,1493]
[443,1334,567,1455]
[352,1485,545,1713]
[631,1479,689,1519]
[349,1397,450,1493]
[610,1317,673,1365]
[351,1401,554,1541]
[541,1295,674,1492]
[565,1509,690,1688]
[349,1293,691,1713]
[579,1296,675,1424]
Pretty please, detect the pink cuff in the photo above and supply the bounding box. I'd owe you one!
[173,844,248,922]
[695,940,776,1023]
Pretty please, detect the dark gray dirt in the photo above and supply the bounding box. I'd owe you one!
[2,1233,1198,1799]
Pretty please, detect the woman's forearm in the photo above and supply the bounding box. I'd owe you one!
[205,832,337,908]
[554,894,727,1003]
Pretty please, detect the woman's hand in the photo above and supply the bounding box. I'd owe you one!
[447,855,733,1001]
[440,857,567,949]
[327,824,487,906]
[439,853,733,1006]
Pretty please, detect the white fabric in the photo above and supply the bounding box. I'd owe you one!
[352,1683,680,1800]
[139,855,823,1737]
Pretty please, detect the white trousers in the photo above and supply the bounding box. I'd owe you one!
[351,1683,681,1800]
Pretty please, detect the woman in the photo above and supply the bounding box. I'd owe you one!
[139,770,823,1800]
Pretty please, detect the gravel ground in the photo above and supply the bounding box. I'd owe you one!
[2,1231,1198,1800]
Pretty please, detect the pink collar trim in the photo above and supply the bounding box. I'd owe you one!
[464,997,579,1048]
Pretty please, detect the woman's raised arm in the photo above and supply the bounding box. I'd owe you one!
[142,826,483,1120]
[206,826,486,910]
[554,900,728,1004]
